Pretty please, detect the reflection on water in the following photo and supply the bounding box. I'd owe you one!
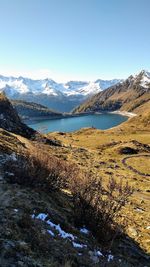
[27,113,128,133]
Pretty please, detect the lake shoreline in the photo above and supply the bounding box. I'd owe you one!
[109,110,137,118]
[25,112,129,133]
[22,113,90,124]
[23,110,134,125]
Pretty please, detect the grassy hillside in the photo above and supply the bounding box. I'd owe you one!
[50,111,150,258]
[0,93,150,266]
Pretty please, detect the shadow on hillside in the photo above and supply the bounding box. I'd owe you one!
[112,233,150,267]
[1,153,150,267]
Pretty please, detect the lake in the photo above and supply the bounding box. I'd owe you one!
[27,113,127,133]
[27,113,128,133]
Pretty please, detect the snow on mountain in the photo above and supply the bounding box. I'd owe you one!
[95,79,124,90]
[139,70,150,88]
[0,71,149,100]
[77,82,100,95]
[0,75,122,98]
[0,75,123,112]
[0,76,63,96]
[63,79,123,96]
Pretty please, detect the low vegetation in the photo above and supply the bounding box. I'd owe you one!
[50,114,150,256]
[71,174,133,244]
[4,147,78,191]
[1,94,150,266]
[4,144,133,247]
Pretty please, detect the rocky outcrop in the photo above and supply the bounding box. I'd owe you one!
[0,92,35,138]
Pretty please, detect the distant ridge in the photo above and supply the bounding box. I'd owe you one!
[11,100,62,119]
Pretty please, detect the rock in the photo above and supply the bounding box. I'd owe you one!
[119,146,138,155]
[128,227,138,237]
[17,261,24,267]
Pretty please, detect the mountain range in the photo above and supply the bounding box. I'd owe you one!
[0,75,122,112]
[73,70,150,115]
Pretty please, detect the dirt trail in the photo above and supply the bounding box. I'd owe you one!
[122,154,150,177]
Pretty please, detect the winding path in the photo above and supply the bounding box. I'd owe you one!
[122,154,150,177]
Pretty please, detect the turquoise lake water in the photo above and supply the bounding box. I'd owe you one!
[27,113,128,133]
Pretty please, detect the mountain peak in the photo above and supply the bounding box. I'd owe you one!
[140,69,150,76]
[0,75,122,112]
[0,74,122,97]
[136,70,150,88]
[73,70,150,114]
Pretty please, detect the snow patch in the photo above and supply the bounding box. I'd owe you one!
[32,213,47,221]
[96,250,103,257]
[107,254,114,262]
[140,71,150,88]
[89,249,104,264]
[10,153,17,161]
[32,213,75,240]
[72,242,87,248]
[14,209,18,212]
[0,114,4,119]
[80,227,89,234]
[5,172,14,176]
[47,229,55,237]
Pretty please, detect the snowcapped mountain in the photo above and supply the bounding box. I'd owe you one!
[0,75,122,112]
[73,70,150,114]
[0,76,64,97]
[0,75,122,97]
[137,70,150,88]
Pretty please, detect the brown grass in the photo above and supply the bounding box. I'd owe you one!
[70,174,133,245]
[4,146,79,191]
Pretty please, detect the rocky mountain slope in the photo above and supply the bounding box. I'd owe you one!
[0,75,122,112]
[0,93,150,266]
[73,70,150,114]
[11,100,62,119]
[0,93,35,137]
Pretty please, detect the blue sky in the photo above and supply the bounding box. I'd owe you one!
[0,0,150,81]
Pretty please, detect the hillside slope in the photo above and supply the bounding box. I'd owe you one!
[73,70,150,114]
[11,99,62,119]
[0,93,35,137]
[50,110,150,260]
[0,94,150,266]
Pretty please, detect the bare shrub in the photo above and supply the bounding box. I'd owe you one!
[4,148,79,191]
[70,174,133,244]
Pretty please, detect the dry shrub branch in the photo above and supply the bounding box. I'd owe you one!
[70,174,133,244]
[5,147,79,191]
[5,146,133,245]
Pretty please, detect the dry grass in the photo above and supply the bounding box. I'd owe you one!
[71,173,133,245]
[4,146,79,192]
[125,156,150,174]
[48,116,150,253]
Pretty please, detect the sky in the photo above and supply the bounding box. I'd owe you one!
[0,0,150,82]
